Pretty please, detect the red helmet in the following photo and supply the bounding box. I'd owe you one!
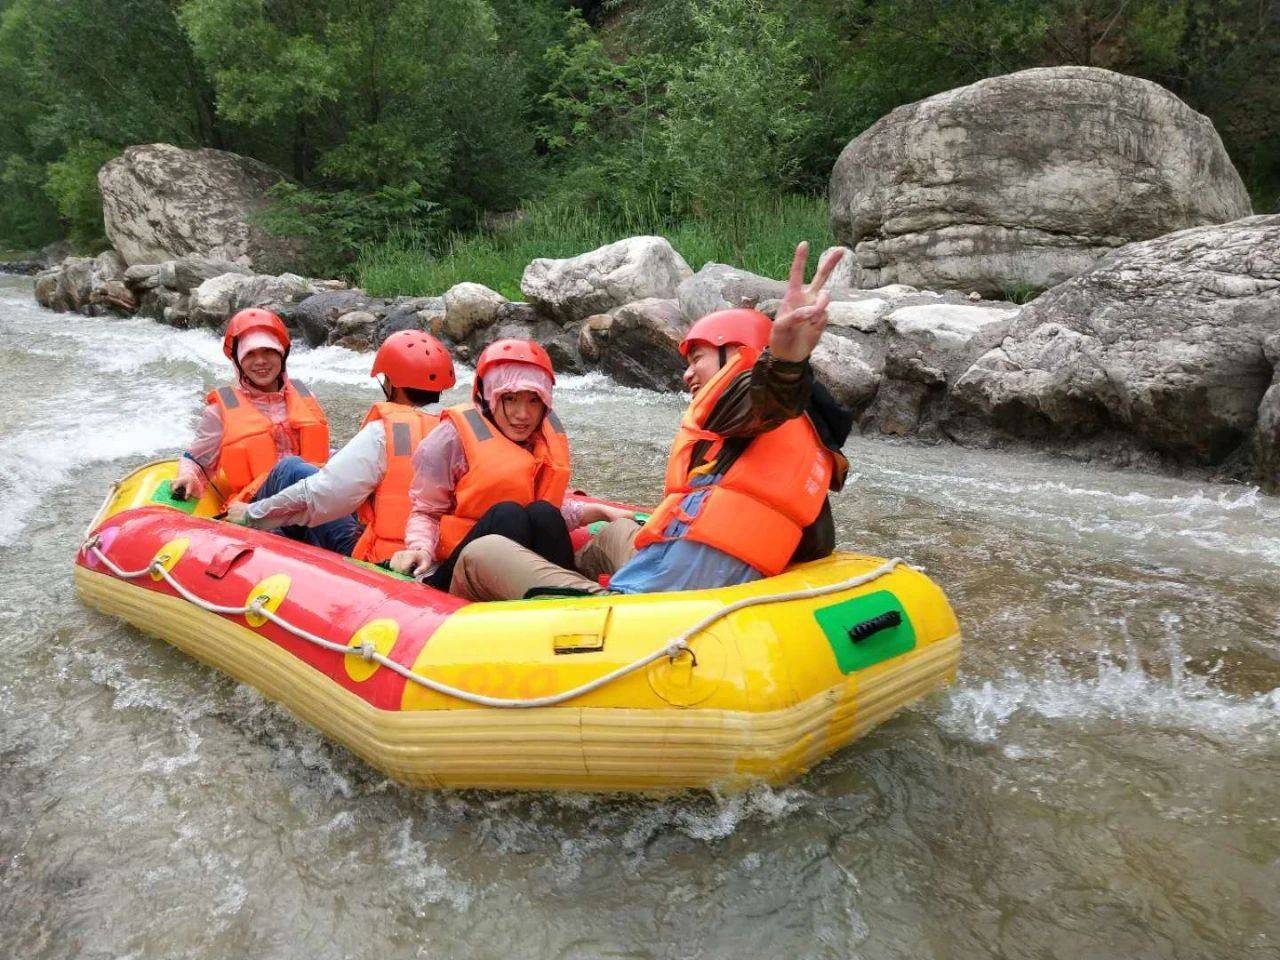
[372,330,456,391]
[222,308,291,360]
[475,338,556,383]
[679,308,772,358]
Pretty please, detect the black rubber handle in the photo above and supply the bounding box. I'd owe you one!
[847,610,902,643]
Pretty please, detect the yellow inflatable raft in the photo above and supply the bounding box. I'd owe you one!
[74,460,962,793]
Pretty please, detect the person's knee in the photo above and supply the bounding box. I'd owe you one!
[526,499,564,534]
[458,534,511,567]
[274,455,313,484]
[481,500,532,542]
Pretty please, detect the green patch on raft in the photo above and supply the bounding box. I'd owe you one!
[814,589,916,673]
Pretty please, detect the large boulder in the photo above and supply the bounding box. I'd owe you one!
[862,302,1018,436]
[287,289,379,346]
[947,215,1280,471]
[831,67,1252,297]
[155,257,251,294]
[601,298,687,391]
[1254,335,1280,492]
[522,237,692,323]
[98,144,300,271]
[377,296,445,343]
[441,282,505,341]
[810,336,882,413]
[188,272,318,330]
[676,263,785,325]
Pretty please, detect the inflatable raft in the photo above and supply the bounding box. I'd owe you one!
[74,460,962,793]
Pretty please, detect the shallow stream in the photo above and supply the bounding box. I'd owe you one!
[1,275,1277,959]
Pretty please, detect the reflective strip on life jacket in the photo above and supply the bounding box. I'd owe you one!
[207,380,330,501]
[351,402,438,563]
[634,350,832,577]
[435,402,571,561]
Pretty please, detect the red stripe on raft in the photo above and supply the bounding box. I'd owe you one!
[77,507,466,711]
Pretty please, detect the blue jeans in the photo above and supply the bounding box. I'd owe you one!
[253,456,363,556]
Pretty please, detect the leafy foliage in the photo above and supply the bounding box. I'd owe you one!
[0,0,1275,260]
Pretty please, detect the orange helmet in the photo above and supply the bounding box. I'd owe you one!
[222,308,291,360]
[679,308,772,358]
[475,339,556,383]
[371,330,456,391]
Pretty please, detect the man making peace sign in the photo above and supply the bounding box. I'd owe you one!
[447,242,852,601]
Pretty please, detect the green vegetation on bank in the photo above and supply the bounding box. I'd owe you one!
[0,0,1276,276]
[357,194,833,299]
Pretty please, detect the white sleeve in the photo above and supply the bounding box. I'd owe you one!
[244,423,387,529]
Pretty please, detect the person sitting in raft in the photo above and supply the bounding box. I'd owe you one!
[171,308,329,510]
[442,241,851,602]
[224,330,456,559]
[387,338,632,590]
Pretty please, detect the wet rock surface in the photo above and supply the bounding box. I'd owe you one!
[830,67,1252,297]
[946,215,1280,476]
[99,143,301,271]
[522,236,692,323]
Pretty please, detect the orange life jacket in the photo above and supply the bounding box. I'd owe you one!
[435,402,571,561]
[207,380,329,502]
[634,350,832,577]
[351,402,439,563]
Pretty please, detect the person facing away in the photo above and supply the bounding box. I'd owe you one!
[387,338,631,592]
[171,308,329,507]
[225,330,456,561]
[446,241,852,603]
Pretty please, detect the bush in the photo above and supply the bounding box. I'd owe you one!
[43,141,118,249]
[356,193,833,299]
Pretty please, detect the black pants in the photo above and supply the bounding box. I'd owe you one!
[425,500,574,590]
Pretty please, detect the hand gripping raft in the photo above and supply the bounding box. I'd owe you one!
[74,460,963,793]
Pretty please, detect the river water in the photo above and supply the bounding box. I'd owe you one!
[1,274,1277,959]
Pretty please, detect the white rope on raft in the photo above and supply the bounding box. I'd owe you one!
[83,538,902,709]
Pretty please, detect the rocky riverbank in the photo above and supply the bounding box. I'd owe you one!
[26,65,1280,491]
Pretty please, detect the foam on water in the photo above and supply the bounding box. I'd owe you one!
[0,382,197,545]
[939,655,1280,747]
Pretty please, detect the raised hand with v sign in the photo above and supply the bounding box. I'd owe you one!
[769,242,844,362]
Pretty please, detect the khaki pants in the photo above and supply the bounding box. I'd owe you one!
[449,518,641,602]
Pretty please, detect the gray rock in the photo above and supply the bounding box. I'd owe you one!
[578,314,613,362]
[1254,335,1280,492]
[676,263,785,325]
[831,67,1253,297]
[601,298,687,391]
[810,336,883,413]
[89,279,137,314]
[522,236,692,324]
[156,257,251,293]
[946,215,1280,471]
[441,282,505,341]
[0,259,44,275]
[52,257,94,312]
[91,250,127,285]
[123,263,162,290]
[138,286,187,324]
[98,143,301,271]
[377,296,445,343]
[189,271,319,330]
[826,298,892,333]
[494,300,543,328]
[32,269,59,309]
[288,289,375,346]
[858,302,1018,437]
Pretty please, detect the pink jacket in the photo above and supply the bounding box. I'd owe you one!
[176,374,302,497]
[404,420,583,558]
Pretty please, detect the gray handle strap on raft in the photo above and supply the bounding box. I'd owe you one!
[83,535,902,709]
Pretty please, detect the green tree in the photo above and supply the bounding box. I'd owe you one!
[660,0,812,256]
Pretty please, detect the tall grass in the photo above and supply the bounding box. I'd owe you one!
[356,194,834,300]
